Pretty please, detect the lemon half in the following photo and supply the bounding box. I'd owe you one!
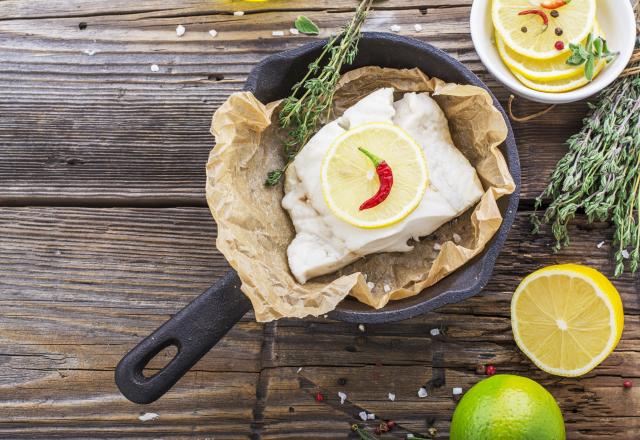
[511,264,624,377]
[492,0,596,59]
[321,122,428,229]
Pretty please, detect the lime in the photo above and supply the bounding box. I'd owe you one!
[450,375,565,440]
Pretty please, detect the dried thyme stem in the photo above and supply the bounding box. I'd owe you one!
[265,0,373,185]
[532,68,640,275]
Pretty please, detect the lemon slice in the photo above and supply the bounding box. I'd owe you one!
[511,264,624,377]
[492,0,596,59]
[321,122,428,229]
[496,22,602,81]
[511,57,605,92]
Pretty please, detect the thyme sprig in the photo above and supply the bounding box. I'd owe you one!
[532,63,640,275]
[265,0,373,186]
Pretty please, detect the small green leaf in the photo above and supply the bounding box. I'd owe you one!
[566,54,585,66]
[294,16,320,35]
[584,55,595,81]
[593,38,603,58]
[578,45,590,60]
[585,32,594,52]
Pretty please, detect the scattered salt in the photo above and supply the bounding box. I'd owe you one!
[289,28,300,35]
[418,387,428,398]
[176,25,186,37]
[272,30,285,36]
[453,233,462,244]
[358,324,366,332]
[338,391,347,404]
[414,24,423,32]
[296,367,303,373]
[434,243,442,251]
[323,314,328,318]
[596,240,605,248]
[430,328,440,336]
[390,24,401,32]
[234,11,245,16]
[388,392,396,401]
[150,64,160,72]
[83,49,97,56]
[367,281,375,290]
[209,29,218,38]
[359,411,368,421]
[453,387,463,395]
[367,413,375,420]
[138,412,159,422]
[383,284,391,293]
[622,249,630,259]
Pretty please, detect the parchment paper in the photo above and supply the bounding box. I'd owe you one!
[206,67,515,322]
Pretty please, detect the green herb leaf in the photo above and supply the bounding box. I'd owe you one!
[566,52,586,66]
[585,32,594,52]
[295,15,320,35]
[265,169,284,186]
[584,55,595,81]
[593,37,603,57]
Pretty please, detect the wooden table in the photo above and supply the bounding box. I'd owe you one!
[0,1,637,438]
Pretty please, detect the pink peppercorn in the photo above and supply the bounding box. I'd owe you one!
[554,41,565,50]
[315,392,324,402]
[623,380,633,389]
[486,365,497,376]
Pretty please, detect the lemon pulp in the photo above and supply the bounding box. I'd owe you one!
[321,122,428,229]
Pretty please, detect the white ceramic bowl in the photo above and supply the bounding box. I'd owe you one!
[471,0,636,104]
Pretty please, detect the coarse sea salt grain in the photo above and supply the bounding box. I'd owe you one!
[338,391,347,404]
[388,392,396,401]
[383,284,391,293]
[358,324,365,332]
[272,30,285,36]
[453,233,462,244]
[367,281,375,290]
[289,28,300,35]
[622,249,630,259]
[414,24,423,32]
[430,328,440,336]
[83,49,97,56]
[453,387,463,395]
[209,29,218,38]
[138,412,159,422]
[418,387,428,398]
[234,11,245,16]
[359,411,368,421]
[597,241,605,248]
[390,24,401,32]
[367,413,375,420]
[434,243,442,251]
[296,367,302,373]
[176,25,186,37]
[150,64,160,72]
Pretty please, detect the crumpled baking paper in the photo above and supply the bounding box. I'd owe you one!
[206,66,515,322]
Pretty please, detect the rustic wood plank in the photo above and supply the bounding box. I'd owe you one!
[0,2,583,204]
[0,207,637,437]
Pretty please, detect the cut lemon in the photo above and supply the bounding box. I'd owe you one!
[511,57,605,92]
[496,22,603,81]
[321,122,428,229]
[492,0,596,59]
[511,264,624,377]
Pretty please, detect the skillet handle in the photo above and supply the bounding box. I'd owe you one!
[115,270,252,404]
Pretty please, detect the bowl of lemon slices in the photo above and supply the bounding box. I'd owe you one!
[471,0,636,104]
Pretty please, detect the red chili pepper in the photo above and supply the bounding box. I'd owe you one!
[541,0,571,9]
[518,9,549,32]
[358,147,393,211]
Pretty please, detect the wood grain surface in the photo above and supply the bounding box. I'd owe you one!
[0,1,638,439]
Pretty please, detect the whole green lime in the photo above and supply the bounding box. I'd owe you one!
[450,374,565,440]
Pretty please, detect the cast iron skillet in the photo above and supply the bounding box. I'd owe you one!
[115,32,521,404]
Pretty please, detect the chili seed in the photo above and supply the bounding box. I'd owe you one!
[550,10,559,18]
[554,41,565,51]
[555,27,563,36]
[521,26,528,33]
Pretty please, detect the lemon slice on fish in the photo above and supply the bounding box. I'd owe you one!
[321,122,428,229]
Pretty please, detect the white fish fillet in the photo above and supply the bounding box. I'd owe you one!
[282,88,484,284]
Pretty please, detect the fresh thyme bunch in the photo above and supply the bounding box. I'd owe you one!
[532,59,640,276]
[265,0,373,186]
